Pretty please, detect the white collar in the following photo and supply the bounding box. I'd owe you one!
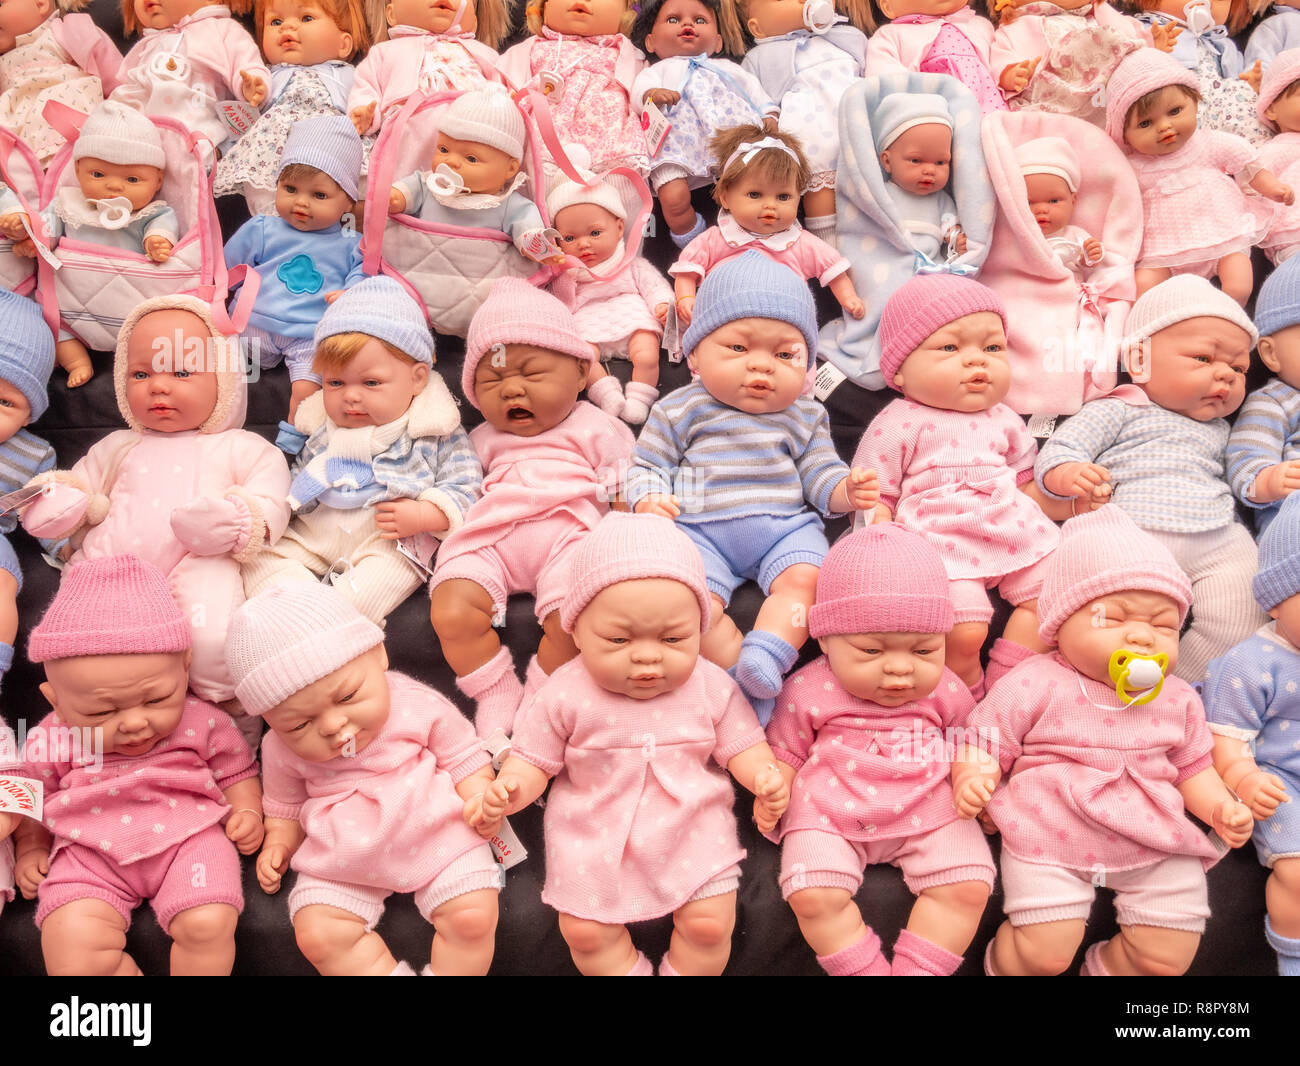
[717,209,802,251]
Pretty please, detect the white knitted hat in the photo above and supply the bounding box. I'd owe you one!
[439,84,526,159]
[545,145,626,221]
[1122,275,1258,347]
[1015,136,1080,193]
[74,100,165,169]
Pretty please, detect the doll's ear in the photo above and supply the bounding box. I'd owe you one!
[411,361,431,394]
[38,680,58,713]
[877,0,896,19]
[892,370,905,390]
[879,149,892,177]
[337,31,355,59]
[1258,335,1282,375]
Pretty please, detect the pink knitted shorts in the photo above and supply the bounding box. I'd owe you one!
[36,823,243,933]
[777,820,996,899]
[948,553,1053,625]
[430,512,590,622]
[1000,851,1210,932]
[287,843,504,931]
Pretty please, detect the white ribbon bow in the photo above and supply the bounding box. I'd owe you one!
[722,136,800,175]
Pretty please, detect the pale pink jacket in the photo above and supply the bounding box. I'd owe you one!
[989,3,1149,86]
[47,12,125,93]
[551,255,672,345]
[866,7,997,73]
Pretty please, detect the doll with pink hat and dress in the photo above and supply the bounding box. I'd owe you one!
[1256,48,1300,263]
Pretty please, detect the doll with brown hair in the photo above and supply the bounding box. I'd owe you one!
[669,124,864,325]
[346,0,508,137]
[215,0,370,216]
[718,0,870,241]
[0,0,123,164]
[110,0,270,151]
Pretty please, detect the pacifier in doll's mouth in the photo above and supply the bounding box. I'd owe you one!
[1108,650,1168,706]
[147,50,191,81]
[1182,0,1215,34]
[426,164,467,196]
[802,0,844,34]
[91,197,135,230]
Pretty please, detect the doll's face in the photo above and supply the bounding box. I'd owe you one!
[263,0,355,65]
[1147,0,1230,23]
[0,379,31,446]
[262,645,391,761]
[744,0,805,39]
[126,310,221,433]
[689,316,807,413]
[892,311,1011,412]
[717,170,799,235]
[132,0,210,31]
[1123,86,1197,156]
[1134,316,1250,421]
[1055,591,1182,685]
[543,0,628,36]
[819,631,947,707]
[554,203,624,267]
[0,0,52,52]
[879,123,953,197]
[643,0,723,57]
[1270,593,1300,651]
[40,651,192,757]
[433,133,520,195]
[1265,86,1300,135]
[387,0,478,33]
[75,158,164,213]
[572,578,703,699]
[1024,172,1076,237]
[1259,324,1300,391]
[320,340,429,428]
[876,0,967,19]
[277,169,354,231]
[474,343,589,435]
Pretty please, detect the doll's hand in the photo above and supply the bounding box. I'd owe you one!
[644,88,680,109]
[634,494,680,519]
[0,211,28,240]
[654,301,670,324]
[675,296,694,325]
[1213,798,1254,848]
[144,235,173,263]
[953,228,968,256]
[954,773,997,820]
[11,236,36,258]
[1253,460,1300,503]
[240,69,269,107]
[225,809,265,855]
[1277,183,1296,206]
[752,765,789,833]
[322,289,343,304]
[21,481,90,539]
[15,847,49,899]
[388,186,407,214]
[1082,237,1104,264]
[257,843,291,894]
[467,777,515,836]
[843,467,880,512]
[170,495,249,556]
[998,56,1039,95]
[1150,20,1182,51]
[351,102,376,137]
[843,295,865,319]
[1240,59,1263,95]
[1043,461,1111,504]
[1236,770,1291,821]
[374,498,447,539]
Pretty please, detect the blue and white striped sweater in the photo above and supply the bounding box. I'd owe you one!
[1226,378,1300,512]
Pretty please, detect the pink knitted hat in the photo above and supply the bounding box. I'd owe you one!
[558,513,712,633]
[462,277,595,410]
[1258,48,1300,127]
[808,526,954,638]
[28,555,191,662]
[878,275,1006,390]
[225,583,385,717]
[1036,507,1192,645]
[1104,47,1200,149]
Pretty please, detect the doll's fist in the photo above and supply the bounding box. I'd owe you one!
[1213,798,1254,848]
[11,237,36,258]
[1253,460,1300,503]
[654,301,670,324]
[998,56,1039,94]
[388,186,407,214]
[644,88,680,109]
[240,69,269,107]
[752,766,789,833]
[634,494,680,519]
[675,296,694,325]
[466,778,515,836]
[1043,461,1110,502]
[20,481,89,539]
[170,495,249,556]
[843,467,880,512]
[954,774,996,820]
[0,212,28,240]
[350,103,376,136]
[1237,770,1290,820]
[374,498,446,540]
[953,228,968,256]
[226,809,265,854]
[15,848,48,899]
[257,844,291,894]
[144,235,173,263]
[844,296,865,319]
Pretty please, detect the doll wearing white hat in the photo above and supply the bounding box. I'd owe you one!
[1015,136,1105,277]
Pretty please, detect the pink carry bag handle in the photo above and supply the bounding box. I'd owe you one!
[0,126,52,332]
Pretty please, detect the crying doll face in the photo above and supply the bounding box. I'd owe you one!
[472,344,590,436]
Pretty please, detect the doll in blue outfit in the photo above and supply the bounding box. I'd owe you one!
[627,251,879,723]
[1202,490,1300,976]
[224,113,367,421]
[1247,3,1300,72]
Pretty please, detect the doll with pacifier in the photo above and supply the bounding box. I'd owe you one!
[669,125,864,326]
[1257,49,1300,263]
[1015,135,1105,278]
[954,506,1253,977]
[467,512,790,976]
[15,555,264,976]
[546,160,672,424]
[229,581,502,976]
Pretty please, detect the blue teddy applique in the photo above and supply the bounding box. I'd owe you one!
[278,253,324,295]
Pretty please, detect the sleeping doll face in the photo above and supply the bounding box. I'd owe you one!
[571,578,703,700]
[473,344,590,436]
[261,644,392,761]
[890,311,1011,413]
[819,631,947,707]
[879,123,954,198]
[1055,591,1182,685]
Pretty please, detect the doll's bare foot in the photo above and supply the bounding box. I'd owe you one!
[56,338,93,388]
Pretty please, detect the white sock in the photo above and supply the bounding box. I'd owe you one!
[804,213,836,244]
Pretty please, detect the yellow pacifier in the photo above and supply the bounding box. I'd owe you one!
[1108,650,1168,706]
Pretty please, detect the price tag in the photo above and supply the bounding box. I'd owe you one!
[218,99,260,139]
[641,100,671,156]
[1026,413,1058,440]
[487,819,527,870]
[0,774,43,821]
[813,359,847,402]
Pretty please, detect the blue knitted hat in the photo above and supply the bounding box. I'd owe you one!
[279,114,363,201]
[1256,253,1300,340]
[1254,492,1300,610]
[0,290,54,420]
[681,250,818,359]
[314,276,434,366]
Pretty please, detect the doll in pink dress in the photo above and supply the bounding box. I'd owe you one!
[429,278,636,746]
[1106,46,1293,304]
[1257,49,1300,262]
[110,0,270,152]
[346,0,508,137]
[767,525,995,977]
[0,0,122,164]
[228,582,502,976]
[15,555,264,976]
[468,512,789,976]
[546,163,672,424]
[851,275,1067,694]
[953,507,1253,976]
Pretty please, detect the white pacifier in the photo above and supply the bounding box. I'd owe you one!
[1182,0,1214,34]
[802,0,842,34]
[426,164,466,196]
[538,70,565,97]
[147,50,191,81]
[92,196,134,230]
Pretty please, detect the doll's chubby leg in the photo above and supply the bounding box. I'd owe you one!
[1002,599,1050,656]
[906,880,992,958]
[787,886,868,957]
[802,188,836,229]
[1216,251,1253,307]
[430,578,502,677]
[991,850,1092,975]
[946,622,988,689]
[701,594,743,668]
[1267,856,1300,938]
[558,912,641,976]
[168,903,239,976]
[656,176,697,237]
[1098,924,1201,976]
[988,917,1087,976]
[1096,854,1210,975]
[666,890,738,976]
[754,562,819,651]
[294,904,400,977]
[41,898,141,976]
[428,889,499,977]
[538,610,578,674]
[1135,266,1173,298]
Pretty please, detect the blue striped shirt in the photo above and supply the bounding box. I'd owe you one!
[1225,378,1300,509]
[0,429,55,536]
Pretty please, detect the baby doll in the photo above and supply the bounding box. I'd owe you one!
[1134,0,1270,143]
[0,0,123,164]
[1036,274,1267,683]
[388,84,560,267]
[223,114,366,420]
[669,126,864,326]
[1016,135,1105,278]
[767,525,995,977]
[498,0,649,176]
[228,582,502,977]
[1201,491,1300,976]
[1249,0,1300,71]
[954,507,1253,977]
[721,0,870,238]
[628,0,777,246]
[874,92,967,269]
[243,276,482,625]
[1105,47,1291,305]
[18,294,291,723]
[215,0,370,217]
[1257,50,1300,263]
[15,555,264,976]
[851,275,1060,693]
[628,252,880,723]
[110,0,270,152]
[429,277,635,744]
[347,0,509,138]
[467,512,790,976]
[1,101,178,388]
[546,164,672,424]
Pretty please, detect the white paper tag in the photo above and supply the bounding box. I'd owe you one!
[1026,413,1058,439]
[663,302,683,363]
[19,215,61,269]
[0,774,43,821]
[813,359,847,402]
[641,100,671,157]
[487,818,527,870]
[218,99,260,138]
[395,533,439,579]
[0,482,49,516]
